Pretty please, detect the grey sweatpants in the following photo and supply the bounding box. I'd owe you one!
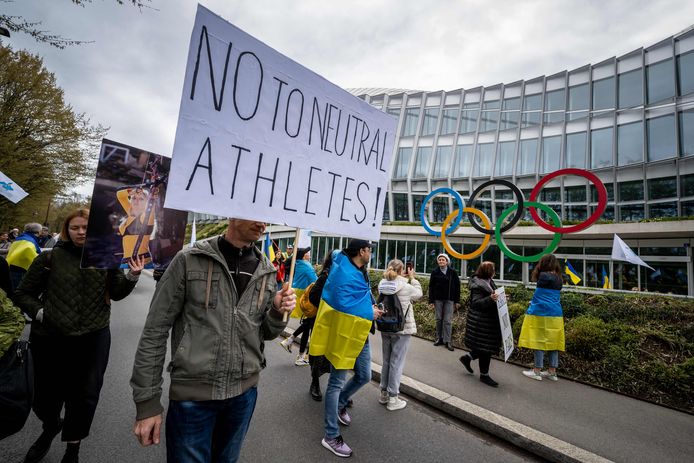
[380,333,412,396]
[435,300,455,343]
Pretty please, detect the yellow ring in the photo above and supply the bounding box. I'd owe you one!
[440,207,491,260]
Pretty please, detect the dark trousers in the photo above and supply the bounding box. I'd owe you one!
[469,350,492,375]
[30,327,111,441]
[166,387,258,463]
[293,317,315,354]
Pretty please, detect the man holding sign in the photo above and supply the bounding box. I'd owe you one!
[130,219,296,461]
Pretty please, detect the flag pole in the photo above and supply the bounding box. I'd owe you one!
[282,228,302,322]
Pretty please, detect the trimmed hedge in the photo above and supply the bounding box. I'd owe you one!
[368,270,694,412]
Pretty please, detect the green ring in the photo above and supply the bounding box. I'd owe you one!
[495,201,562,263]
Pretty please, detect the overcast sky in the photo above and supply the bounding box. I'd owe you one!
[4,0,694,163]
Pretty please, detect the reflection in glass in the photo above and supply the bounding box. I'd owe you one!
[393,147,412,179]
[565,186,586,202]
[682,174,694,196]
[393,193,408,221]
[453,145,473,177]
[432,197,449,222]
[565,132,586,168]
[615,263,638,291]
[474,143,494,177]
[568,83,589,120]
[618,69,643,108]
[620,204,645,221]
[643,262,688,295]
[412,195,423,221]
[647,58,675,103]
[591,183,614,202]
[421,108,439,136]
[566,205,588,221]
[617,121,643,166]
[518,139,538,175]
[544,89,565,124]
[647,115,676,161]
[677,50,694,96]
[593,77,615,110]
[496,141,515,176]
[413,146,432,177]
[541,136,561,173]
[591,127,613,169]
[415,241,426,273]
[648,177,677,199]
[402,108,420,136]
[433,145,453,178]
[440,108,458,135]
[480,100,499,132]
[619,180,644,201]
[649,202,678,218]
[522,93,541,127]
[679,110,694,156]
[459,103,479,133]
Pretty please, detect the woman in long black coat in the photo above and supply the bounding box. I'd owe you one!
[460,261,502,387]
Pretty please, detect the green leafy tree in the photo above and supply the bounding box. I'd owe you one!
[0,0,152,49]
[0,45,105,229]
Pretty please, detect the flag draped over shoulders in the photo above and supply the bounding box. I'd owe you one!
[290,259,317,318]
[308,252,373,369]
[518,272,565,351]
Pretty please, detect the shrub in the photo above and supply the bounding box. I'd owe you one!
[565,316,609,360]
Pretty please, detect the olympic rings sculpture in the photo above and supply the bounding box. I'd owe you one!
[420,168,607,263]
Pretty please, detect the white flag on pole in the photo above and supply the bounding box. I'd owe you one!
[0,170,29,204]
[611,234,654,270]
[297,229,312,249]
[189,217,197,247]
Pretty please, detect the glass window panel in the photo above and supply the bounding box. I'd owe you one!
[393,193,409,221]
[480,101,499,132]
[565,205,588,221]
[593,77,615,110]
[415,241,426,273]
[518,139,538,175]
[619,180,644,201]
[544,89,565,111]
[413,146,432,177]
[377,240,387,269]
[620,204,645,221]
[503,253,522,281]
[540,187,561,202]
[646,115,676,161]
[648,177,677,199]
[679,110,694,156]
[412,195,424,221]
[523,93,541,111]
[682,174,694,197]
[544,111,564,124]
[565,132,586,168]
[614,262,638,291]
[591,183,614,202]
[640,246,687,256]
[426,244,440,273]
[440,108,458,135]
[565,186,587,202]
[383,192,390,221]
[617,121,644,166]
[500,110,519,130]
[421,108,439,136]
[474,143,494,177]
[569,83,589,111]
[678,50,694,96]
[433,145,453,178]
[682,200,694,216]
[649,201,678,218]
[647,58,675,104]
[395,240,406,260]
[591,203,615,220]
[643,263,688,295]
[432,197,449,222]
[453,145,473,177]
[541,136,561,173]
[495,141,515,176]
[393,147,412,179]
[386,107,401,119]
[618,69,644,108]
[402,108,420,136]
[521,111,541,127]
[590,127,613,169]
[502,97,520,110]
[483,100,500,110]
[459,103,479,134]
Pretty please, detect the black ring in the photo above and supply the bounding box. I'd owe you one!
[467,179,524,235]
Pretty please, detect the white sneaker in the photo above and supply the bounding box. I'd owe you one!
[279,337,293,353]
[540,371,559,381]
[386,395,407,411]
[294,354,309,366]
[522,370,543,381]
[378,390,389,405]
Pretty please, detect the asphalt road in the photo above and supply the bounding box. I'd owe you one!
[0,275,538,462]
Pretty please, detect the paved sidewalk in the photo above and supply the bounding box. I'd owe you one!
[285,320,694,463]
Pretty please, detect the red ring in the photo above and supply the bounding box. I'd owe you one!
[529,168,607,233]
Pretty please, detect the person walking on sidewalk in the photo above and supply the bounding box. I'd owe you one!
[14,209,143,463]
[429,253,460,351]
[6,223,42,291]
[518,254,565,382]
[377,259,422,410]
[460,261,502,387]
[310,239,384,458]
[130,218,295,463]
[279,247,317,366]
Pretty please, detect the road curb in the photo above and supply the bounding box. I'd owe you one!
[281,328,612,463]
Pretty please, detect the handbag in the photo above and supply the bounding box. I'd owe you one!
[0,335,34,440]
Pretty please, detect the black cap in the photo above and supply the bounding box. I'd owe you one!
[346,239,377,252]
[296,247,311,260]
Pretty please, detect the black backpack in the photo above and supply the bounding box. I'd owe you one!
[376,293,408,333]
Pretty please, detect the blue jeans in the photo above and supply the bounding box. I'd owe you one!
[166,387,258,463]
[324,342,371,438]
[534,350,559,369]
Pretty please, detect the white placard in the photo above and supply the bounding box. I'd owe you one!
[495,287,514,362]
[165,5,397,241]
[0,170,29,204]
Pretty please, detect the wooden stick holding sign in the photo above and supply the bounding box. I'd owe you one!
[282,228,302,322]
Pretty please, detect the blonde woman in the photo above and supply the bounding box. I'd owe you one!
[377,259,422,411]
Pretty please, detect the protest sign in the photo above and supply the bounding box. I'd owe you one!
[0,170,29,204]
[165,5,397,241]
[82,139,188,270]
[495,287,514,362]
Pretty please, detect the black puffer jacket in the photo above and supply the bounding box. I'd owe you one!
[428,266,460,303]
[14,240,137,336]
[464,276,501,354]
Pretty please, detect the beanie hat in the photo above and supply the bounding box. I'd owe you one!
[437,253,450,264]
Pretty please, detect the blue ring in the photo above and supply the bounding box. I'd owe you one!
[419,187,465,237]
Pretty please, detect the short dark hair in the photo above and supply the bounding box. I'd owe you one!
[474,261,495,279]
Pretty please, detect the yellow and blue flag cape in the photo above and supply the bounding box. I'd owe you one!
[564,260,581,285]
[518,278,565,351]
[308,252,373,369]
[290,259,317,318]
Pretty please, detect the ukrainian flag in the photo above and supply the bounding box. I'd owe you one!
[290,259,317,319]
[308,252,374,369]
[6,236,40,271]
[263,233,275,263]
[564,260,581,285]
[602,266,611,289]
[518,285,565,351]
